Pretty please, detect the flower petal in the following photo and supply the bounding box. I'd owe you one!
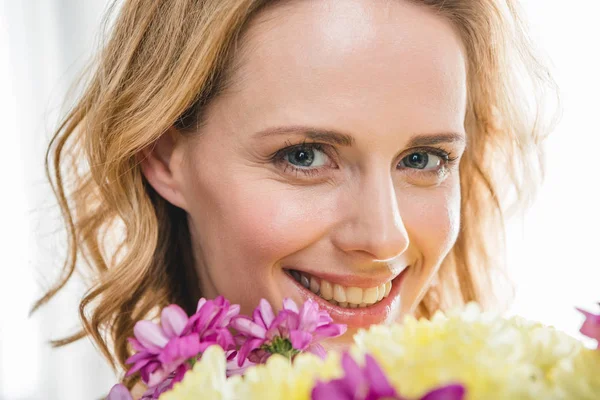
[290,330,312,350]
[231,316,267,339]
[196,298,207,312]
[134,321,169,352]
[307,343,327,359]
[364,354,398,397]
[161,305,189,338]
[147,365,173,388]
[311,380,349,400]
[106,384,133,400]
[298,300,320,331]
[158,333,202,368]
[313,323,347,341]
[420,384,466,400]
[237,338,265,367]
[577,307,600,343]
[256,299,275,328]
[340,353,364,394]
[224,304,241,325]
[282,297,299,313]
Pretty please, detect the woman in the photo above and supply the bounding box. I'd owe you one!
[33,0,554,392]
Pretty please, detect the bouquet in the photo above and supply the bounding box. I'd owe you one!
[107,297,600,399]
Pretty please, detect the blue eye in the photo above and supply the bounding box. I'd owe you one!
[285,145,328,168]
[401,152,443,170]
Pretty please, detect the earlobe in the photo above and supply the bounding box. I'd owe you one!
[138,128,189,210]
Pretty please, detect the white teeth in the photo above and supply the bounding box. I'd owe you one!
[363,287,378,304]
[320,280,333,300]
[377,284,385,301]
[345,287,363,304]
[310,277,320,294]
[333,284,347,303]
[289,270,395,309]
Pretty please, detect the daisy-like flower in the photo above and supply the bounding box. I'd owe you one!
[125,296,240,397]
[311,353,465,400]
[576,303,600,348]
[231,298,346,366]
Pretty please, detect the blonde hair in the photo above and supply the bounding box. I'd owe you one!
[32,0,556,385]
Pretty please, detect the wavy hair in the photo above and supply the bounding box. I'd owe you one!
[32,0,556,387]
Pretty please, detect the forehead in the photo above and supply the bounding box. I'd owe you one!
[222,0,467,138]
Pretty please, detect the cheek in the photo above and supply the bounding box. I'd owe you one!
[184,162,339,308]
[401,182,461,266]
[221,187,335,262]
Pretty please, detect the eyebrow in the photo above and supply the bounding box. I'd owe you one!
[254,126,355,146]
[254,126,466,148]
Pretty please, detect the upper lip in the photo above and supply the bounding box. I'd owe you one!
[285,265,408,288]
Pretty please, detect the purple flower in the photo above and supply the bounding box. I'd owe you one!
[106,384,133,400]
[312,353,465,400]
[125,296,240,396]
[577,303,600,348]
[312,353,400,400]
[231,298,346,366]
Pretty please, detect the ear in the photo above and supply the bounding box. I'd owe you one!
[138,127,189,210]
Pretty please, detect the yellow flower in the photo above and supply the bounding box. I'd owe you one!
[551,347,600,399]
[158,304,598,400]
[351,303,584,400]
[160,346,232,400]
[230,351,342,400]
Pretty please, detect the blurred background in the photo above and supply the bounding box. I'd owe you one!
[1,0,599,399]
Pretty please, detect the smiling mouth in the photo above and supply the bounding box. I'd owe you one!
[285,269,393,309]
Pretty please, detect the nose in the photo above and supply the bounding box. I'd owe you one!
[331,169,409,261]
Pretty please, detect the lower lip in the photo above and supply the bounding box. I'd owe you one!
[286,269,408,328]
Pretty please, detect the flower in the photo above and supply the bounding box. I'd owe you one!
[106,384,133,400]
[106,298,600,400]
[311,353,465,400]
[186,296,240,352]
[126,296,240,397]
[159,346,233,400]
[351,303,569,399]
[231,298,346,366]
[312,353,401,400]
[576,304,600,348]
[230,351,343,400]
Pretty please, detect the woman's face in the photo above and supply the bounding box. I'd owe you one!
[144,0,467,345]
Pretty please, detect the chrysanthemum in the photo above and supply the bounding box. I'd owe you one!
[231,298,346,365]
[126,296,239,397]
[351,303,578,399]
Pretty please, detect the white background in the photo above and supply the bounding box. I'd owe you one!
[0,1,599,399]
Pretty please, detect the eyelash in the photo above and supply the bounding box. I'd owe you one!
[269,140,460,179]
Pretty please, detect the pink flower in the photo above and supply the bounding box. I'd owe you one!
[312,353,466,400]
[231,298,346,366]
[577,303,600,348]
[125,296,240,397]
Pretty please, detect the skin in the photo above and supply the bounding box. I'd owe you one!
[141,0,468,347]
